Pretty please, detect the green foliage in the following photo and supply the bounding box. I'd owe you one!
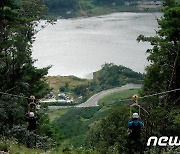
[45,0,162,17]
[137,0,180,103]
[94,0,125,5]
[38,109,63,142]
[86,105,130,153]
[59,82,70,92]
[134,1,180,152]
[94,63,143,90]
[167,109,180,136]
[56,64,142,103]
[19,0,48,20]
[0,136,99,153]
[73,84,88,96]
[9,125,56,149]
[45,0,79,10]
[0,96,26,132]
[70,63,142,99]
[99,89,139,106]
[42,102,78,107]
[48,109,69,122]
[0,0,56,150]
[137,0,180,133]
[86,102,160,153]
[0,0,51,98]
[51,89,139,150]
[53,107,102,147]
[0,137,44,154]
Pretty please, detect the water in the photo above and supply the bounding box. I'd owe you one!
[32,12,162,78]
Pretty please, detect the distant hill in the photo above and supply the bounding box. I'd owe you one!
[46,64,143,102]
[92,63,143,91]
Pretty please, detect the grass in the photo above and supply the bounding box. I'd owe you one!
[48,108,69,122]
[0,138,44,154]
[0,137,97,154]
[45,75,89,95]
[52,107,102,147]
[98,88,140,106]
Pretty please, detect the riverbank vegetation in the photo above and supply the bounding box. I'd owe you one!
[45,0,163,18]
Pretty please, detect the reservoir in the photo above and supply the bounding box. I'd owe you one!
[32,12,162,78]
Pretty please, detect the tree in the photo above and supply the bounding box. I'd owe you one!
[137,0,180,106]
[97,63,143,89]
[86,105,130,153]
[136,0,180,152]
[86,1,180,153]
[0,0,50,98]
[74,84,88,96]
[0,0,51,138]
[45,0,78,10]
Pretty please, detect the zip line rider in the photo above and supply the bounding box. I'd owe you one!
[128,112,143,140]
[128,95,143,141]
[25,95,39,131]
[25,111,40,131]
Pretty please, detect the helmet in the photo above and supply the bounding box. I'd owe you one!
[132,113,139,119]
[29,112,35,118]
[30,95,35,100]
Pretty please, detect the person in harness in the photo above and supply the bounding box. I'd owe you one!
[128,112,143,141]
[25,111,40,131]
[25,111,39,148]
[25,95,40,131]
[128,112,143,153]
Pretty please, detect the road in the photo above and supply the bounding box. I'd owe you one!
[76,84,141,107]
[48,84,141,109]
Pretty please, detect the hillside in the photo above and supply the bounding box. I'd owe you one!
[46,75,89,95]
[45,64,143,104]
[45,0,163,17]
[49,88,140,147]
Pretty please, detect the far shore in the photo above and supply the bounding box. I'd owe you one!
[48,5,162,19]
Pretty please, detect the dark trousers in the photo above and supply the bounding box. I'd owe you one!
[26,130,37,148]
[128,134,142,154]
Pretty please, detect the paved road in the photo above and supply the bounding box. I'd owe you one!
[76,84,141,107]
[48,84,141,110]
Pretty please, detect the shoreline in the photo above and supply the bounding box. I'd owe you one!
[48,5,162,19]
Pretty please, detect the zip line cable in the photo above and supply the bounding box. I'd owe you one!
[138,88,180,99]
[117,88,180,102]
[0,91,38,101]
[0,91,29,99]
[0,87,180,102]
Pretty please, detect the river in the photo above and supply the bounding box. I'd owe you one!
[32,12,162,78]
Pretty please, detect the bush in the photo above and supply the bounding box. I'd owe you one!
[9,125,57,150]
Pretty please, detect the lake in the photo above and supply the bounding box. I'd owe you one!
[32,12,162,78]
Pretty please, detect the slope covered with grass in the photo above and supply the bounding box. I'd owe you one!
[50,88,140,147]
